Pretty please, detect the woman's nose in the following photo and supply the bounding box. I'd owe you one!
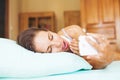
[51,41,61,47]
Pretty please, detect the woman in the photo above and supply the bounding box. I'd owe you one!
[17,25,120,69]
[17,25,85,54]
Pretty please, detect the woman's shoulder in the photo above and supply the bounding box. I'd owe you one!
[57,25,81,35]
[57,25,85,39]
[64,25,82,30]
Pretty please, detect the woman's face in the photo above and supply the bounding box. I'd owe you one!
[33,31,70,53]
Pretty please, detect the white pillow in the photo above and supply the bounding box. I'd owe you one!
[0,38,92,78]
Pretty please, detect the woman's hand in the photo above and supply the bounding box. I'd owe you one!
[83,33,115,69]
[69,39,80,55]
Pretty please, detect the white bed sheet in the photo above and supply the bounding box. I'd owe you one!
[1,61,120,80]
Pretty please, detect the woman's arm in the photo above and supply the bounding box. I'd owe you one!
[83,34,116,69]
[70,33,117,69]
[58,25,119,69]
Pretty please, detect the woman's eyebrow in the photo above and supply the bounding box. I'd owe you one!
[48,32,51,40]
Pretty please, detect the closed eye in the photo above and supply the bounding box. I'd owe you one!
[46,32,53,53]
[46,46,52,53]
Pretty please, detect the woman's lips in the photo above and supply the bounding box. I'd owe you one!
[62,40,69,51]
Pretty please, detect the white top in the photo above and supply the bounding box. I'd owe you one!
[79,36,98,56]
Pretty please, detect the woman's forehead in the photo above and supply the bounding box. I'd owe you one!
[34,31,50,43]
[34,31,49,52]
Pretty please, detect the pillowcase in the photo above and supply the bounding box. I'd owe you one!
[0,38,92,78]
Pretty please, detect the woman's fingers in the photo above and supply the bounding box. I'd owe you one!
[70,39,79,55]
[70,39,78,47]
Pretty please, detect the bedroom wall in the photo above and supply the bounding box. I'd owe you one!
[19,0,80,31]
[9,0,20,40]
[9,0,80,39]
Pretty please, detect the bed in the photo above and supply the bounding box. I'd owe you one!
[0,38,120,80]
[1,61,120,80]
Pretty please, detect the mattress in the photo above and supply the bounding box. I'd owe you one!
[1,61,120,80]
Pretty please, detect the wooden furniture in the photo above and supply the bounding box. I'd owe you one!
[64,11,80,27]
[80,0,120,43]
[19,12,55,33]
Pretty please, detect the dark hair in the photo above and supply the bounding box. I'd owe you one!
[17,27,48,52]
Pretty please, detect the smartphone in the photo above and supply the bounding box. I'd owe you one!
[79,36,98,56]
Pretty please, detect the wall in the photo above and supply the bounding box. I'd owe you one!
[9,0,80,39]
[9,0,20,40]
[20,0,80,31]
